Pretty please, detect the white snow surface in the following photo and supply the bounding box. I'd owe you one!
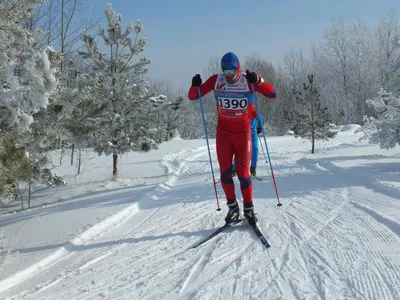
[0,132,399,300]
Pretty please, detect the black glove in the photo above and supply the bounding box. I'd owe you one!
[246,70,259,83]
[192,74,202,87]
[257,127,262,134]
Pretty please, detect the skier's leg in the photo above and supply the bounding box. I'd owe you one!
[250,129,259,175]
[235,131,258,224]
[216,128,239,223]
[216,128,235,201]
[232,157,237,177]
[233,130,253,206]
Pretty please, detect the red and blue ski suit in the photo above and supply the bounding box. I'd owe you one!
[188,72,276,205]
[233,112,263,171]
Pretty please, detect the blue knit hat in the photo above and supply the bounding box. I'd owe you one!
[221,52,239,69]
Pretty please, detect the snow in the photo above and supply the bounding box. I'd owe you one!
[340,124,362,132]
[0,130,400,300]
[331,124,362,133]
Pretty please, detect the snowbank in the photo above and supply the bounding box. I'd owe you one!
[340,124,361,132]
[330,124,361,133]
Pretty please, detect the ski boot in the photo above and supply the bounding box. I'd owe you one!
[244,203,258,225]
[225,199,239,224]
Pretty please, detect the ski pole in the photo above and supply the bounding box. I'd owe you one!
[197,87,221,211]
[258,135,268,164]
[252,84,282,207]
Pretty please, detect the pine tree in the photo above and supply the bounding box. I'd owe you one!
[388,37,400,96]
[54,55,108,171]
[0,133,31,205]
[0,0,58,133]
[362,88,400,149]
[291,75,337,153]
[0,0,59,204]
[149,80,184,140]
[78,4,178,178]
[361,37,400,149]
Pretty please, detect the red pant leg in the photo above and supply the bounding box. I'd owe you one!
[216,128,235,201]
[232,130,253,205]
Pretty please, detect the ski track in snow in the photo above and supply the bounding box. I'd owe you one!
[1,147,208,298]
[2,138,400,300]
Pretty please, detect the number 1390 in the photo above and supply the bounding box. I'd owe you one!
[218,98,248,109]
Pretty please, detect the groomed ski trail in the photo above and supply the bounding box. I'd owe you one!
[0,146,212,298]
[2,138,400,300]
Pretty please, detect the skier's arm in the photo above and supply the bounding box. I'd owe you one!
[254,79,277,99]
[188,74,218,100]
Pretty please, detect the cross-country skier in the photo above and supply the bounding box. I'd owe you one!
[188,52,276,225]
[232,111,263,178]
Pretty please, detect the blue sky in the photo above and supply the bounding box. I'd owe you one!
[86,0,400,90]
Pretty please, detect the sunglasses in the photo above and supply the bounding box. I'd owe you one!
[223,69,236,75]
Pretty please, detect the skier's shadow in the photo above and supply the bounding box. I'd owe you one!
[12,224,250,254]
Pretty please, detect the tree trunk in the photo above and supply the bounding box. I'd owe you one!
[60,0,65,73]
[60,145,64,166]
[20,194,24,211]
[311,136,315,154]
[113,153,118,178]
[311,84,315,154]
[71,144,74,166]
[111,49,118,179]
[28,183,32,209]
[77,149,82,175]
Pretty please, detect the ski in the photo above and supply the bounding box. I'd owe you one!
[250,223,271,248]
[252,175,263,181]
[191,219,244,248]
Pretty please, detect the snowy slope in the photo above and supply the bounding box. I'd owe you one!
[0,131,399,300]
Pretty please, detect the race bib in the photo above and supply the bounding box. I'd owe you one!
[217,97,248,110]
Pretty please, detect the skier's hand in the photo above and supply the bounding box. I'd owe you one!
[250,109,258,119]
[246,70,259,83]
[192,74,202,87]
[257,127,262,134]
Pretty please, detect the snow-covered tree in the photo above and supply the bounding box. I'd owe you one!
[0,0,60,204]
[376,10,400,89]
[78,3,178,177]
[203,56,220,78]
[362,88,400,149]
[348,17,378,120]
[196,56,221,138]
[0,133,31,206]
[320,19,351,120]
[37,0,100,72]
[244,53,292,135]
[0,119,66,210]
[291,75,337,154]
[388,37,400,96]
[283,46,308,93]
[312,17,379,124]
[48,52,101,168]
[150,79,183,141]
[0,0,58,133]
[361,32,400,150]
